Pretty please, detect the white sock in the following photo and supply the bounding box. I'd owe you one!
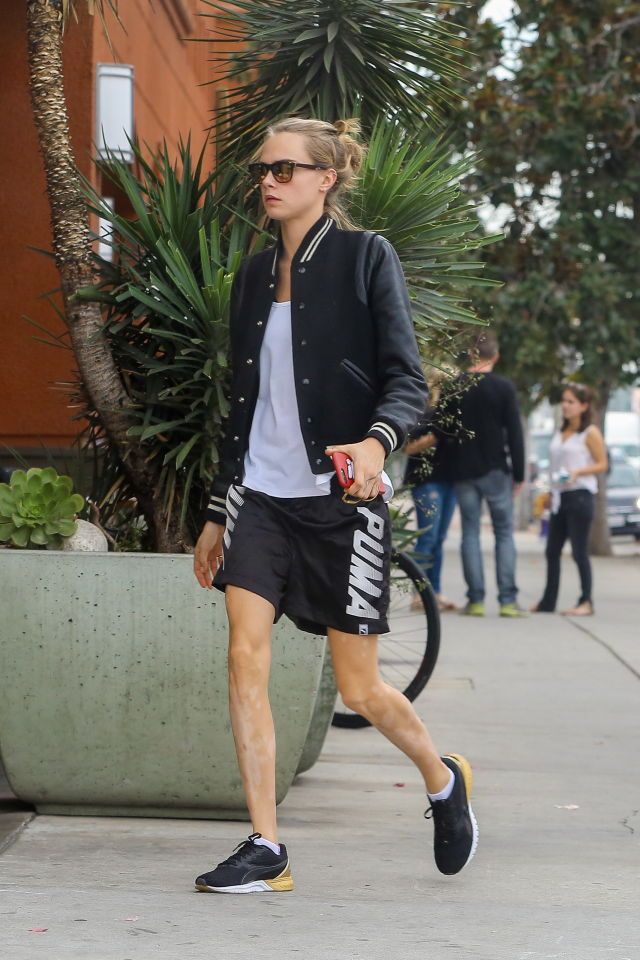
[427,768,455,802]
[253,836,281,855]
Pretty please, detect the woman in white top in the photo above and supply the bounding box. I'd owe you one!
[532,384,608,616]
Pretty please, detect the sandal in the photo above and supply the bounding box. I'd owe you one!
[436,594,458,612]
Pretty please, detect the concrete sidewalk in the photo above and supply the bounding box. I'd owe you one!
[1,534,639,959]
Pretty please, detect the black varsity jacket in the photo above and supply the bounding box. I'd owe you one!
[206,213,427,525]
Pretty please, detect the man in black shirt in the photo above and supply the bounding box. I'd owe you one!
[443,332,526,617]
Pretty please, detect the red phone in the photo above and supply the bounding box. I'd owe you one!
[331,451,355,488]
[330,452,385,494]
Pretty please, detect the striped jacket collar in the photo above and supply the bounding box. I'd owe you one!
[270,214,334,276]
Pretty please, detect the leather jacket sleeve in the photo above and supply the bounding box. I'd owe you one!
[364,236,428,456]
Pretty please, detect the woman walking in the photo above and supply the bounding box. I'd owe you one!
[192,117,477,893]
[532,384,608,616]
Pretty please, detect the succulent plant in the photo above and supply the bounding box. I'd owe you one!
[0,467,84,549]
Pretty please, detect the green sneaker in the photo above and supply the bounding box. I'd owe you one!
[499,603,528,618]
[460,602,485,617]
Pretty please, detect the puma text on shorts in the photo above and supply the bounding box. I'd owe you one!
[213,483,391,636]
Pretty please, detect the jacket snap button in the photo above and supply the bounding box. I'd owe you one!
[233,436,239,441]
[302,378,310,385]
[238,396,245,403]
[234,474,239,480]
[311,440,316,446]
[257,320,263,326]
[269,282,274,289]
[307,417,312,423]
[299,302,305,309]
[315,458,322,465]
[301,340,307,347]
[298,267,306,273]
[246,358,253,364]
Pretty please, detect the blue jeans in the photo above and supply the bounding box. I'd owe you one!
[455,470,518,605]
[411,481,457,595]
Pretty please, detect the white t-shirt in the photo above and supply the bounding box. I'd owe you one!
[243,300,332,497]
[549,427,598,513]
[243,300,393,500]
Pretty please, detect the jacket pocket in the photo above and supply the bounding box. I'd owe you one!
[340,358,375,394]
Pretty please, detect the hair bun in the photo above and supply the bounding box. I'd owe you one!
[333,118,361,138]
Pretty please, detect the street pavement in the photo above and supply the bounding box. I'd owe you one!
[1,528,639,959]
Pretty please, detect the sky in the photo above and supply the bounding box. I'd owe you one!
[480,0,514,24]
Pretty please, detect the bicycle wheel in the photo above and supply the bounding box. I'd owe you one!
[332,550,441,728]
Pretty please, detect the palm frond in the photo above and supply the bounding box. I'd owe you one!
[198,0,467,161]
[350,119,499,340]
[61,0,121,32]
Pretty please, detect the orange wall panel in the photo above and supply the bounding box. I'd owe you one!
[94,2,216,163]
[0,5,94,448]
[1,0,218,450]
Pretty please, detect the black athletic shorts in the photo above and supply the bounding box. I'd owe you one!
[213,479,391,636]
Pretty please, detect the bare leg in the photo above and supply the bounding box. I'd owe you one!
[328,629,450,794]
[225,586,278,843]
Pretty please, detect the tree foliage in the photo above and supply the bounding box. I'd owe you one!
[441,0,640,413]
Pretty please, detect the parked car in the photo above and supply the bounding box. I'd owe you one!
[608,443,640,470]
[606,460,640,539]
[605,412,640,469]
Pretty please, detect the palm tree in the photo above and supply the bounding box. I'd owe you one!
[25,1,186,550]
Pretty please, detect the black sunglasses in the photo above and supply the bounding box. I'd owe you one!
[247,159,331,186]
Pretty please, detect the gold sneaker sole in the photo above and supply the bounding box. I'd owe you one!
[195,862,294,894]
[444,753,473,799]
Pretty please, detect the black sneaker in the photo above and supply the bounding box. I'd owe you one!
[425,754,478,875]
[194,833,293,894]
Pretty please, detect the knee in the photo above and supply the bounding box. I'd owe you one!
[570,545,588,565]
[228,632,268,682]
[339,680,386,717]
[491,508,512,534]
[459,505,480,534]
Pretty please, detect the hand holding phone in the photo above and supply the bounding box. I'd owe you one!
[330,451,385,494]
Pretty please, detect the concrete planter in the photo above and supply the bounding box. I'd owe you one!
[0,551,326,819]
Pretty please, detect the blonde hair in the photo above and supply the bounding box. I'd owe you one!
[258,117,366,230]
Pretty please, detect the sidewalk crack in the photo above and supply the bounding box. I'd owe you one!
[568,620,640,682]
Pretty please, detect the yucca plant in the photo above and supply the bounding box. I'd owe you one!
[76,128,495,546]
[0,467,84,549]
[353,119,498,341]
[75,139,270,542]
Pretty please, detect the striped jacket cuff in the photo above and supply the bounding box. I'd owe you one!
[205,494,227,525]
[366,421,398,457]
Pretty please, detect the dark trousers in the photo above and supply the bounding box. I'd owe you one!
[538,490,595,610]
